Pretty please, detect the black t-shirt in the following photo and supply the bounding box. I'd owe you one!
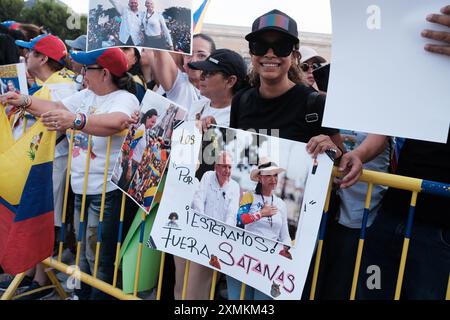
[382,129,450,228]
[230,84,339,143]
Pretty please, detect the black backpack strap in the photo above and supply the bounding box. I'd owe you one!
[305,91,320,124]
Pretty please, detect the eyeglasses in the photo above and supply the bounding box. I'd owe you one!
[200,70,225,80]
[300,63,321,72]
[249,40,295,57]
[82,65,104,73]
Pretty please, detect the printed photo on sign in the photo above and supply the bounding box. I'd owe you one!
[149,122,334,299]
[87,0,193,54]
[192,126,312,247]
[111,90,186,212]
[0,63,28,115]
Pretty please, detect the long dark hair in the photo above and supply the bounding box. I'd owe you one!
[111,72,137,95]
[125,47,146,84]
[194,33,216,53]
[255,182,263,195]
[0,34,20,65]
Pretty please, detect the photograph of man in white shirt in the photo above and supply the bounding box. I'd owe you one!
[109,0,143,45]
[191,151,241,226]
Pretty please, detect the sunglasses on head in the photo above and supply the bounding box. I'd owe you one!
[300,62,321,72]
[249,40,295,58]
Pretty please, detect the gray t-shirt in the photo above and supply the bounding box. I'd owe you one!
[337,130,391,229]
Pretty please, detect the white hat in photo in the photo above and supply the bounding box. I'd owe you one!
[250,157,286,182]
[299,46,326,64]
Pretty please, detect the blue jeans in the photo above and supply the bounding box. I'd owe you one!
[226,276,272,300]
[357,210,450,300]
[73,189,122,300]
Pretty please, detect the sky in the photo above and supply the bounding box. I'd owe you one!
[60,0,333,34]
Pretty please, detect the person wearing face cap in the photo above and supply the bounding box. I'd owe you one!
[2,47,140,300]
[0,33,78,300]
[227,157,291,300]
[187,48,248,131]
[65,35,87,78]
[299,46,326,89]
[230,10,350,180]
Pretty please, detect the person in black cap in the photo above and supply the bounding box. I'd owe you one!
[227,8,345,301]
[65,35,87,88]
[188,48,248,131]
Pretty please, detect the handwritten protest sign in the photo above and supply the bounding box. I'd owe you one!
[149,122,334,299]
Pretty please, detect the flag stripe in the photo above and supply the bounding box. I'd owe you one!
[0,211,54,274]
[0,197,18,214]
[15,161,54,222]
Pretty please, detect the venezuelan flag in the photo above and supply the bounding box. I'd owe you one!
[236,192,254,227]
[0,106,13,153]
[193,0,211,34]
[0,108,56,275]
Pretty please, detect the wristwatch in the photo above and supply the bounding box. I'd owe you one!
[73,113,83,130]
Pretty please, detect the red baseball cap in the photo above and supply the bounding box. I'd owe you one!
[16,34,68,63]
[70,48,128,77]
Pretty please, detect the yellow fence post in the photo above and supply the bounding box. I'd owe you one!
[58,130,75,262]
[394,191,418,300]
[350,183,373,300]
[309,177,334,300]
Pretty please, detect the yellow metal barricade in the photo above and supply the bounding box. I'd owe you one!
[2,142,449,300]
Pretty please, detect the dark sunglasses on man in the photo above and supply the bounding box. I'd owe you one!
[249,39,296,57]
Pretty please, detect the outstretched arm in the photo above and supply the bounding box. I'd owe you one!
[109,0,125,16]
[152,50,179,92]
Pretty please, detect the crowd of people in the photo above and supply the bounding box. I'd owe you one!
[0,3,449,301]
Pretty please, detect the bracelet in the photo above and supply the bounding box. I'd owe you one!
[73,113,88,130]
[18,94,32,110]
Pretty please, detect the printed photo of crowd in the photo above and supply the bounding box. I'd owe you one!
[111,90,186,212]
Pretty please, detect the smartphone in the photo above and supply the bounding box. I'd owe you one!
[313,63,330,92]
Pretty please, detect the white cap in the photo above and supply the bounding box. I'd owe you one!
[299,46,326,64]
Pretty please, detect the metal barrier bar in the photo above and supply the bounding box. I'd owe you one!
[133,210,147,296]
[58,130,75,262]
[156,252,166,300]
[42,258,140,300]
[181,260,191,300]
[394,191,418,300]
[446,274,450,300]
[45,268,68,299]
[113,193,127,288]
[0,273,26,300]
[209,271,218,300]
[93,136,113,278]
[309,177,334,300]
[239,283,247,300]
[75,135,92,268]
[350,183,373,300]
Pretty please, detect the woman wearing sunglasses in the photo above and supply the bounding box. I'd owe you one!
[299,46,326,90]
[228,9,344,300]
[230,9,343,161]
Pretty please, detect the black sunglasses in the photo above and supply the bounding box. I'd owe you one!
[82,65,104,72]
[300,63,321,72]
[249,40,295,57]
